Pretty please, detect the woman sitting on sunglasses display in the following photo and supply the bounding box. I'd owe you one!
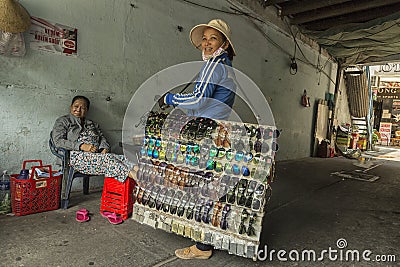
[52,95,137,182]
[158,19,237,260]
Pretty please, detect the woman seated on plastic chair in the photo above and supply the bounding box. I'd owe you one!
[52,95,137,182]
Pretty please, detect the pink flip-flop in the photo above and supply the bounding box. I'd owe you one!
[76,208,90,222]
[100,211,113,218]
[104,212,123,225]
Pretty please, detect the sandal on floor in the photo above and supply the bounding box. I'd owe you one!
[76,208,90,222]
[100,211,113,218]
[103,212,123,225]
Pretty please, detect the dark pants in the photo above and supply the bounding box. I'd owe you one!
[196,242,213,251]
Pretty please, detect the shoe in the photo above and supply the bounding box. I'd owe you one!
[76,208,90,222]
[100,211,113,218]
[102,211,123,225]
[175,245,212,260]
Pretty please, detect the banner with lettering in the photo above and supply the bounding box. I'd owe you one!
[379,122,392,145]
[28,16,77,57]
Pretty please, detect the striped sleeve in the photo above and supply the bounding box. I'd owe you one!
[165,57,224,109]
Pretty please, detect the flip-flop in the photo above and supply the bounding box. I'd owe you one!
[76,208,90,222]
[100,211,113,218]
[106,212,123,225]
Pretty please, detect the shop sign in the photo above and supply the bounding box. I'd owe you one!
[28,16,78,57]
[377,87,399,99]
[377,63,400,74]
[379,122,392,144]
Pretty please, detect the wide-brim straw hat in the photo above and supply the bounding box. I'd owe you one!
[0,0,31,33]
[190,19,236,56]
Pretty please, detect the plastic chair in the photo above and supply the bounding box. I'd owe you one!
[49,131,91,209]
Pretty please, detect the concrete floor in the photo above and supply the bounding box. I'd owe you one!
[0,152,399,267]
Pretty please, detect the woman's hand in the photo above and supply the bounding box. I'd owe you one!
[100,148,109,154]
[80,144,98,153]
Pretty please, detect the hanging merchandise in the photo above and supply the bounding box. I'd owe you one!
[302,90,311,107]
[131,111,278,261]
[0,170,11,214]
[0,0,31,57]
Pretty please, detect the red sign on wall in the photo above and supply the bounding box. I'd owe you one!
[28,16,78,57]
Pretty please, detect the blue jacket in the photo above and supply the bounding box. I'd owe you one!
[165,53,236,120]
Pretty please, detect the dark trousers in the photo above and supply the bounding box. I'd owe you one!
[196,242,213,251]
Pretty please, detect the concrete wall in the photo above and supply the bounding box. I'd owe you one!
[0,0,338,189]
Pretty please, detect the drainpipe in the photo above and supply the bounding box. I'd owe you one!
[328,63,342,141]
[366,66,373,150]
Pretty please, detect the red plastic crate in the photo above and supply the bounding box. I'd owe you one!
[100,177,136,220]
[10,162,61,216]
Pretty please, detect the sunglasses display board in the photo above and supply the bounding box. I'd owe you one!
[131,111,278,261]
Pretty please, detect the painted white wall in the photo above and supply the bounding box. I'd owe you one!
[0,0,339,190]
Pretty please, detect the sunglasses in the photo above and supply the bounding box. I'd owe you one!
[170,191,183,215]
[226,177,240,204]
[177,193,191,217]
[155,187,168,210]
[194,198,205,222]
[162,188,176,213]
[135,187,145,204]
[217,175,231,202]
[247,212,257,236]
[211,201,223,227]
[262,127,281,139]
[214,132,231,148]
[206,159,224,173]
[147,185,161,209]
[245,180,257,208]
[180,117,218,140]
[232,164,249,176]
[238,208,250,235]
[186,196,198,220]
[202,199,214,224]
[220,204,231,230]
[251,183,266,212]
[236,179,249,206]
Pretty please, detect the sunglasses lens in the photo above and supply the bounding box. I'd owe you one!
[155,139,161,147]
[235,151,244,161]
[209,146,218,157]
[206,160,215,170]
[177,153,184,164]
[215,161,223,172]
[193,144,200,153]
[232,164,240,175]
[149,138,155,147]
[242,166,250,176]
[244,153,253,163]
[152,149,159,159]
[140,147,147,157]
[225,149,234,161]
[180,144,187,152]
[217,148,226,158]
[224,162,232,174]
[272,142,279,151]
[239,223,246,234]
[273,129,280,138]
[147,148,153,157]
[264,128,273,139]
[191,157,199,166]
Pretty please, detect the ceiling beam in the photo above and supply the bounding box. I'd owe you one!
[301,2,400,31]
[291,0,400,25]
[280,0,351,16]
[261,0,288,7]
